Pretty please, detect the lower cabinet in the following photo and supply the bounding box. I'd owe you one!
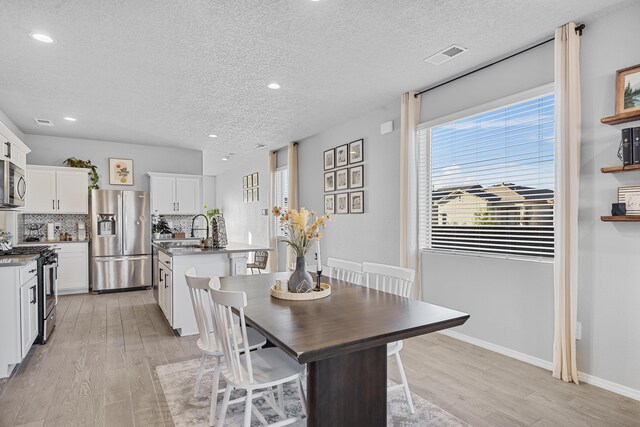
[158,260,173,325]
[57,243,89,294]
[20,277,38,358]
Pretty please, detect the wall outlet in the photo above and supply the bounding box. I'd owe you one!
[54,222,61,230]
[576,322,582,340]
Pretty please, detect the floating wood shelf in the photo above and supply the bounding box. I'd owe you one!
[601,111,640,125]
[601,164,640,173]
[601,215,640,222]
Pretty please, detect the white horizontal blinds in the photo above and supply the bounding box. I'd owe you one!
[419,93,555,259]
[274,168,289,236]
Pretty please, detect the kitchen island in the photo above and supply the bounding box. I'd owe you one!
[154,241,270,336]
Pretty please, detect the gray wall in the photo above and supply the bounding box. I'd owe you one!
[298,101,401,266]
[420,42,555,363]
[578,2,640,391]
[24,134,203,192]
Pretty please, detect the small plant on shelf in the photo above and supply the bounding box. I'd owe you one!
[63,157,100,191]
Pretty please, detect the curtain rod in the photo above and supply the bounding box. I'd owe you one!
[414,23,585,98]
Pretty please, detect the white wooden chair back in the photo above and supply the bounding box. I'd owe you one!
[327,257,363,285]
[209,287,254,385]
[184,267,221,351]
[362,262,415,298]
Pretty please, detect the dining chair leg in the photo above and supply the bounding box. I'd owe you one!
[296,376,307,417]
[243,389,253,427]
[395,351,415,414]
[216,386,232,427]
[194,354,207,397]
[209,357,221,426]
[277,384,284,412]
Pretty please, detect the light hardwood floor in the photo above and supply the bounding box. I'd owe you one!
[0,290,638,427]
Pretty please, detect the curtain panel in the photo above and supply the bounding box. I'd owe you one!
[267,150,278,272]
[287,142,299,270]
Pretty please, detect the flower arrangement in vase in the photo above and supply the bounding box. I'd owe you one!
[272,207,330,293]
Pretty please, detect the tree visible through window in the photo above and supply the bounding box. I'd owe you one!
[418,92,555,259]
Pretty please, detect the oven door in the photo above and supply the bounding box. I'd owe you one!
[43,260,58,316]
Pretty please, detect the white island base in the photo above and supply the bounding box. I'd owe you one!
[156,242,269,336]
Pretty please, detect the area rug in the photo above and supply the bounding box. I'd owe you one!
[157,358,468,426]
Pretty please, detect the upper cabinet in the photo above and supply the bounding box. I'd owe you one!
[25,166,89,214]
[148,172,202,215]
[0,122,30,171]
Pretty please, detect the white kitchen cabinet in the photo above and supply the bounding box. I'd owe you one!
[25,166,89,214]
[158,259,172,324]
[148,172,202,215]
[0,125,29,171]
[20,276,38,358]
[56,243,89,294]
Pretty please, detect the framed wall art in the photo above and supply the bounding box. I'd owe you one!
[349,139,363,164]
[324,171,335,192]
[349,165,363,189]
[252,172,259,186]
[109,158,133,185]
[324,194,335,214]
[253,187,259,202]
[324,148,335,170]
[350,191,364,214]
[243,190,248,203]
[243,176,248,189]
[336,168,348,190]
[336,144,348,167]
[616,64,640,114]
[247,174,253,188]
[336,193,349,214]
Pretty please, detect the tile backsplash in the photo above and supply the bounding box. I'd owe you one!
[159,215,205,235]
[20,214,89,242]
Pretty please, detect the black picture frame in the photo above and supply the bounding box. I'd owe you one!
[324,148,335,170]
[349,165,363,189]
[324,194,335,214]
[350,191,364,214]
[336,144,348,167]
[336,193,349,214]
[243,176,248,189]
[324,171,335,192]
[349,139,364,164]
[253,172,259,186]
[336,168,348,190]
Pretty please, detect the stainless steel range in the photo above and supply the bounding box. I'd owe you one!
[0,245,58,343]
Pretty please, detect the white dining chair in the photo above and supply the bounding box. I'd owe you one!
[184,267,267,426]
[209,286,307,427]
[361,262,416,414]
[327,257,363,285]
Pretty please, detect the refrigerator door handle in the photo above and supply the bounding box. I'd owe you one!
[95,256,148,262]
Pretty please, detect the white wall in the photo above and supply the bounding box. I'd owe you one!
[578,2,640,393]
[24,134,203,192]
[298,101,401,266]
[214,151,270,249]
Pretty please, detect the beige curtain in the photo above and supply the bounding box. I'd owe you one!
[552,22,581,384]
[287,142,299,270]
[267,150,278,272]
[399,91,422,299]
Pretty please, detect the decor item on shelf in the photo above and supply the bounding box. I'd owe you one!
[336,144,348,167]
[336,193,349,214]
[324,194,335,214]
[0,228,12,250]
[274,278,288,292]
[350,191,364,214]
[63,157,100,191]
[618,186,640,214]
[612,203,627,216]
[349,139,364,163]
[273,206,330,293]
[109,158,133,185]
[336,168,348,190]
[349,165,364,188]
[615,64,640,115]
[323,148,335,170]
[324,171,335,192]
[620,127,633,165]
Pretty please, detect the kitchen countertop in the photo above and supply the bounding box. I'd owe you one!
[17,240,90,245]
[154,241,271,256]
[0,254,39,267]
[152,237,201,242]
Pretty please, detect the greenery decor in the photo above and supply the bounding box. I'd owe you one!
[63,157,100,191]
[203,204,221,224]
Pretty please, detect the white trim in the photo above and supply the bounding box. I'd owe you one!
[418,82,554,130]
[147,171,203,179]
[439,330,640,401]
[27,164,91,174]
[421,248,554,265]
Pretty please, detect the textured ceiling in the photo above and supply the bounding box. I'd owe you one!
[0,0,630,174]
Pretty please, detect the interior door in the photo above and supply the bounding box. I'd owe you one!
[122,191,150,256]
[175,177,200,214]
[151,176,176,214]
[25,169,56,213]
[56,171,88,213]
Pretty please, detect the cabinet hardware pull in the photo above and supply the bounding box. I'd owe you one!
[29,269,36,273]
[57,200,60,210]
[52,200,55,210]
[30,285,37,304]
[4,141,10,159]
[159,268,163,282]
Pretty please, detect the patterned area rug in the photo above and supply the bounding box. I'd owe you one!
[157,358,468,426]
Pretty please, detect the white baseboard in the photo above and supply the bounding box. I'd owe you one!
[437,330,640,401]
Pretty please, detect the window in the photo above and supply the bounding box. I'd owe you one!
[418,91,554,260]
[274,167,288,236]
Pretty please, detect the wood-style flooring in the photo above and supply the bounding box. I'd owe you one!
[0,290,638,427]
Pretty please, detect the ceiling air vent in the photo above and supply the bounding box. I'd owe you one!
[424,44,468,65]
[34,118,54,126]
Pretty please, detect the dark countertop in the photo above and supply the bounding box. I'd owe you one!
[154,241,271,256]
[0,254,39,267]
[17,240,89,245]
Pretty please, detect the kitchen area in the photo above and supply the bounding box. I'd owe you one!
[0,118,269,379]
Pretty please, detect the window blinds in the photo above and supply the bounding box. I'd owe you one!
[418,93,555,259]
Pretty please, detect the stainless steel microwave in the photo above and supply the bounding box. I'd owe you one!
[0,160,27,208]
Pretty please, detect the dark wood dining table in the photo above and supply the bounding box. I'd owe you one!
[219,272,470,427]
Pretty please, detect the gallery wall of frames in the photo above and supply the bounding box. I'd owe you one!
[323,138,364,214]
[242,172,259,203]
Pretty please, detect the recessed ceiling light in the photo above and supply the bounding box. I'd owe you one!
[63,117,77,122]
[30,33,55,43]
[221,157,229,161]
[208,134,218,138]
[252,144,266,149]
[268,83,280,90]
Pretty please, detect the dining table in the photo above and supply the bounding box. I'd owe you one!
[219,272,470,427]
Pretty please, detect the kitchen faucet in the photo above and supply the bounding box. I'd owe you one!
[190,214,210,238]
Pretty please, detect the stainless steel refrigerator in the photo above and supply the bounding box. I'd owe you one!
[90,189,151,292]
